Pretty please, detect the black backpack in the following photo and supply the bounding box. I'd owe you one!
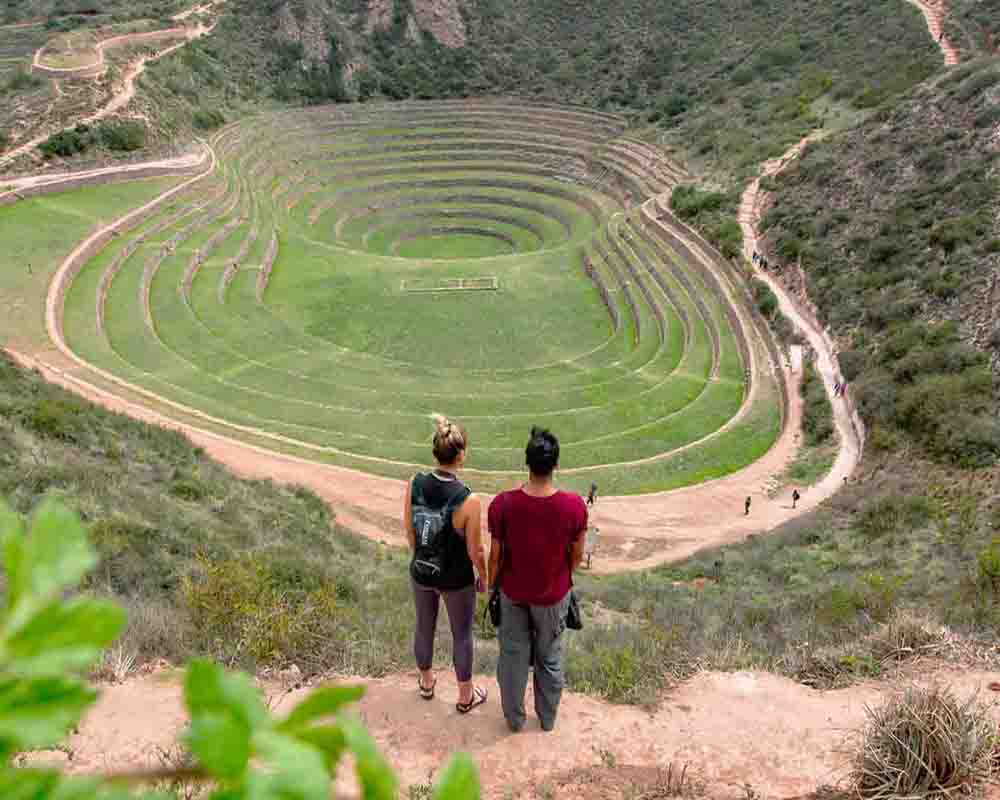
[410,475,469,587]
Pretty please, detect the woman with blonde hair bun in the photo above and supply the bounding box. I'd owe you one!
[403,414,489,713]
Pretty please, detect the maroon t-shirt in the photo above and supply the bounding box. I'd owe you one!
[488,488,588,606]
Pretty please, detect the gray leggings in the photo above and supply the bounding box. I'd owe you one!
[412,580,476,682]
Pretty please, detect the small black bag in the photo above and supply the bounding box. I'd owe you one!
[566,589,582,630]
[486,545,505,628]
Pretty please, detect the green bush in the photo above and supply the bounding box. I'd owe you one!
[23,398,85,441]
[750,278,779,319]
[39,121,146,158]
[39,124,91,158]
[193,108,226,130]
[97,120,146,151]
[4,67,44,93]
[858,495,931,540]
[670,184,725,219]
[801,362,834,446]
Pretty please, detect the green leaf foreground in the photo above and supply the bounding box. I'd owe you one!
[0,499,482,799]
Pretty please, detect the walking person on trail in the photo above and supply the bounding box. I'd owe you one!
[404,415,489,713]
[586,482,598,507]
[745,496,752,516]
[488,427,588,733]
[792,489,800,510]
[752,250,759,264]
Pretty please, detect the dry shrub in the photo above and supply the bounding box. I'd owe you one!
[790,612,948,688]
[866,612,947,664]
[852,684,997,800]
[181,554,347,669]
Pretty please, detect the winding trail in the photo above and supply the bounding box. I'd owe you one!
[905,0,960,65]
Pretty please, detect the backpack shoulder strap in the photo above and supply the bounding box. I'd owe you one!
[411,473,428,505]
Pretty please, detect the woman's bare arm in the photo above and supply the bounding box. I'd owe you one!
[403,479,415,551]
[459,494,488,585]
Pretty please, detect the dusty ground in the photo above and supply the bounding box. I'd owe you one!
[29,665,1000,799]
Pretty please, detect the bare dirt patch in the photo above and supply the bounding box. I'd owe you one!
[43,667,1000,800]
[411,0,467,48]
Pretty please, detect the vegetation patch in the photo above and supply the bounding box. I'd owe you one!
[39,120,147,158]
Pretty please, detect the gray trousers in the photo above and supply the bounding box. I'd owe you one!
[497,591,570,732]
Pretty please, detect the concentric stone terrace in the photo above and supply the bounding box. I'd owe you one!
[58,100,784,494]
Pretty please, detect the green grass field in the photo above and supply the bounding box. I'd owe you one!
[47,100,783,494]
[0,178,184,348]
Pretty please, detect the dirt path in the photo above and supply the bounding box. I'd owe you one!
[0,146,208,195]
[32,665,1000,799]
[737,133,866,515]
[904,0,960,65]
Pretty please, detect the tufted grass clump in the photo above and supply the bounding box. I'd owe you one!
[852,684,997,800]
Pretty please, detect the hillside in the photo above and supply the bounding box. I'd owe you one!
[0,0,940,180]
[135,0,940,182]
[759,59,1000,467]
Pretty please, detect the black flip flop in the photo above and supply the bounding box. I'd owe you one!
[456,686,487,714]
[419,678,436,701]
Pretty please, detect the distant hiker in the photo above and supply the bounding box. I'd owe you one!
[834,380,841,396]
[745,496,752,516]
[405,415,489,714]
[586,482,598,507]
[792,489,801,509]
[489,427,587,733]
[752,250,759,264]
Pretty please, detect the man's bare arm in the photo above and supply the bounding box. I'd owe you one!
[570,536,586,572]
[488,537,502,588]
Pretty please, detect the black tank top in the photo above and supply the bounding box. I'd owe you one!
[411,472,474,590]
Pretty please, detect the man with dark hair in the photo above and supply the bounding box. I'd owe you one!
[488,427,587,733]
[586,482,598,507]
[745,496,751,516]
